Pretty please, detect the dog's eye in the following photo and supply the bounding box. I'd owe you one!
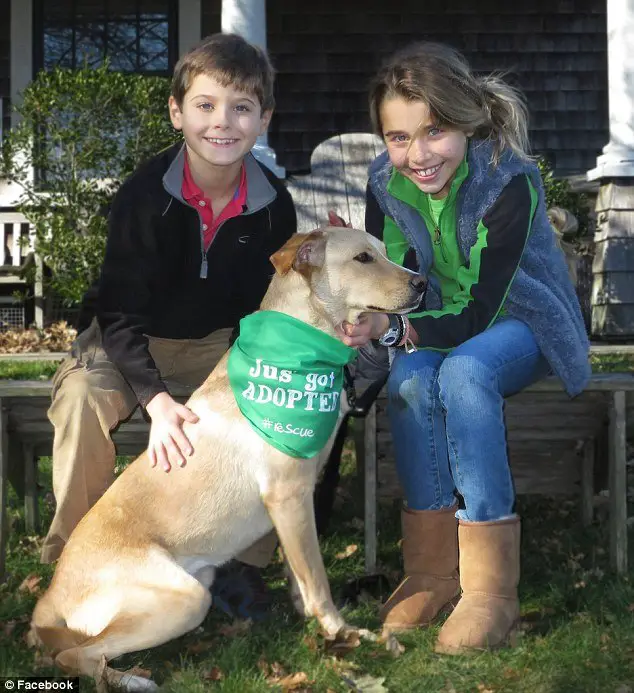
[354,252,374,264]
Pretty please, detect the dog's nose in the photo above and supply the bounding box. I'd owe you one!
[409,275,427,294]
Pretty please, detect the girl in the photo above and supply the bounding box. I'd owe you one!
[339,42,590,654]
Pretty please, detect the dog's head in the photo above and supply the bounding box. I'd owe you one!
[269,227,426,324]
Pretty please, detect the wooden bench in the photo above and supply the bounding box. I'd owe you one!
[359,372,634,576]
[0,380,195,579]
[2,372,632,582]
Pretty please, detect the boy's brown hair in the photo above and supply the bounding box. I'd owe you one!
[171,33,275,112]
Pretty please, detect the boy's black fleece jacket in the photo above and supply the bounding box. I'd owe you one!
[89,143,297,407]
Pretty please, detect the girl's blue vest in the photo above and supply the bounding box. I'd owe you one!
[368,139,590,396]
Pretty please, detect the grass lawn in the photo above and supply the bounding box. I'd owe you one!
[0,357,633,692]
[0,360,61,380]
[1,460,633,692]
[0,350,631,381]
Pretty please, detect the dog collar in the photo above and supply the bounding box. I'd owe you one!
[227,311,356,459]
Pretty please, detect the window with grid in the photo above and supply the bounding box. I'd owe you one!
[34,0,178,75]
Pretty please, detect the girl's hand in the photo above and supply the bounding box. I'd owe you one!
[336,313,391,348]
[145,392,200,472]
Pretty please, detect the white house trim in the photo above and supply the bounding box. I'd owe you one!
[588,0,634,180]
[220,0,285,177]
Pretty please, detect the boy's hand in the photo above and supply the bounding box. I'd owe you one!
[335,313,390,348]
[145,392,200,472]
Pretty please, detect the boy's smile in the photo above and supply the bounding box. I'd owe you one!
[380,97,470,199]
[169,74,271,176]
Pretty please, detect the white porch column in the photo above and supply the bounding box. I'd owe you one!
[588,0,634,180]
[179,0,202,55]
[221,0,285,177]
[0,0,34,209]
[10,0,32,130]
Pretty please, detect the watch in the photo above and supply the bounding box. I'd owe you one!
[378,314,405,347]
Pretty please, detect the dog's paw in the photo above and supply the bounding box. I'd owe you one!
[96,657,159,693]
[323,624,379,656]
[340,625,377,642]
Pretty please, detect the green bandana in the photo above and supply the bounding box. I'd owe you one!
[228,311,356,459]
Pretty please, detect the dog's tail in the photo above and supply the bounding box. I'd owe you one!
[28,597,86,654]
[547,206,579,240]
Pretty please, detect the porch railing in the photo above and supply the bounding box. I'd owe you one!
[0,210,44,328]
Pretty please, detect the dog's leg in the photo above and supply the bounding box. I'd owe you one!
[54,580,211,692]
[264,486,346,637]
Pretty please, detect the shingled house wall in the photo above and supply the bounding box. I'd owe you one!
[203,0,607,177]
[0,2,10,142]
[0,1,607,177]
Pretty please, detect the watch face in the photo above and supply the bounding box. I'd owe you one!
[379,327,399,347]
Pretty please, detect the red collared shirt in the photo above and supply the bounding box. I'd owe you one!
[182,153,248,249]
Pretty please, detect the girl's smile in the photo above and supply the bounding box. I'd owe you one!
[380,97,470,199]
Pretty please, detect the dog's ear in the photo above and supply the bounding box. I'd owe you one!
[270,231,327,276]
[327,210,352,228]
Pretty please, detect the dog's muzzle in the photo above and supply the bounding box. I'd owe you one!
[410,274,427,309]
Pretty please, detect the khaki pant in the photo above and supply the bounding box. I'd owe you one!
[41,319,277,566]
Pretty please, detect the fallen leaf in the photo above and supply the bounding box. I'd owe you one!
[380,631,405,658]
[325,657,360,674]
[275,672,312,691]
[185,639,216,654]
[19,574,42,595]
[303,635,319,652]
[258,659,287,679]
[218,618,252,638]
[340,672,389,692]
[477,686,494,693]
[1,620,17,637]
[335,544,358,560]
[202,667,224,681]
[269,661,286,678]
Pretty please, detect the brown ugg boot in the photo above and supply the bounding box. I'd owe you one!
[435,517,521,654]
[380,504,460,632]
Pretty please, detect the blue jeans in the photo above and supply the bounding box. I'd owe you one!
[387,317,551,522]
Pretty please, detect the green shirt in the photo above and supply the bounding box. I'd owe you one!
[380,162,538,349]
[385,158,469,313]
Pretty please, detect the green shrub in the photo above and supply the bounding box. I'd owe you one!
[0,64,181,304]
[538,157,591,238]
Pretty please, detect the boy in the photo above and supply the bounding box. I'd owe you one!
[41,34,296,613]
